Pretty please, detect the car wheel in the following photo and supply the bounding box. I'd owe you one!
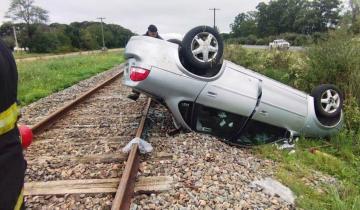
[181,26,224,70]
[311,84,343,118]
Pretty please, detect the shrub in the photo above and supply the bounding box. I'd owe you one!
[293,34,310,46]
[312,32,328,44]
[1,36,15,50]
[281,33,298,44]
[29,31,60,53]
[256,38,267,45]
[344,96,360,132]
[225,37,246,45]
[245,35,257,45]
[305,29,360,103]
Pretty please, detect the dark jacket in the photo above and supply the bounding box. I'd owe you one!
[0,39,26,210]
[0,39,18,113]
[144,32,163,40]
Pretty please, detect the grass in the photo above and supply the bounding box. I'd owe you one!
[17,51,124,105]
[255,133,360,210]
[14,51,54,59]
[224,45,360,209]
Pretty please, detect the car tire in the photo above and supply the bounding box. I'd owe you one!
[181,26,224,70]
[311,84,343,118]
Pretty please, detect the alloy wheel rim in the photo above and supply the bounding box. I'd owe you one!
[191,32,218,63]
[320,89,340,114]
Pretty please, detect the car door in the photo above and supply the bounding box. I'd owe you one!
[193,65,261,139]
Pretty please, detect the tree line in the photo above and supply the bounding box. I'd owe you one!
[0,0,134,53]
[1,0,359,51]
[226,0,360,45]
[0,21,134,53]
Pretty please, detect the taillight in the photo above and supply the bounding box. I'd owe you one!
[130,66,150,81]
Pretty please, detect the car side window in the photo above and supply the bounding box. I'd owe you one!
[234,120,289,146]
[194,105,247,139]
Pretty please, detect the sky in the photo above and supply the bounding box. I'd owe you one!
[0,0,270,34]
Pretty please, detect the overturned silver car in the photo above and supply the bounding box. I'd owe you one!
[123,26,344,145]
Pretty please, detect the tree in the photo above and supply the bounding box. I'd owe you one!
[311,0,341,32]
[5,0,48,24]
[242,0,342,37]
[28,25,60,53]
[350,0,360,23]
[5,0,49,50]
[230,11,258,37]
[1,20,135,52]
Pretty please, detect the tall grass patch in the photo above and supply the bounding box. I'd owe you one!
[306,29,360,103]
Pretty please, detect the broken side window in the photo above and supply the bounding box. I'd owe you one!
[234,120,289,145]
[194,105,247,139]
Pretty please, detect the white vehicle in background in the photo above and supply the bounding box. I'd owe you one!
[269,39,290,50]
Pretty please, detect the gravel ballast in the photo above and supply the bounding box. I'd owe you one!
[19,65,297,209]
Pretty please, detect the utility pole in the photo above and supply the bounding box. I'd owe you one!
[209,8,220,29]
[97,17,106,51]
[13,26,19,50]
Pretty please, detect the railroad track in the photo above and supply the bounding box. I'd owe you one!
[23,66,174,209]
[22,65,294,209]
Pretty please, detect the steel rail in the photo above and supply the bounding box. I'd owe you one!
[111,98,152,210]
[25,64,149,209]
[30,69,124,135]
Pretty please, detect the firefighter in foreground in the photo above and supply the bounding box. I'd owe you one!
[0,39,27,210]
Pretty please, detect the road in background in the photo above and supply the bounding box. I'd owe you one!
[15,48,124,62]
[242,45,304,52]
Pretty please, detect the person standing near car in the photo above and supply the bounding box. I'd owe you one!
[0,39,26,210]
[128,24,163,101]
[145,24,163,39]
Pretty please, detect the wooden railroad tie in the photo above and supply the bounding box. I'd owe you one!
[27,152,173,165]
[24,176,173,196]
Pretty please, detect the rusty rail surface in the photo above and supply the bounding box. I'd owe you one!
[111,98,152,210]
[31,70,124,135]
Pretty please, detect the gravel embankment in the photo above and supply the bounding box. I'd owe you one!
[131,104,295,210]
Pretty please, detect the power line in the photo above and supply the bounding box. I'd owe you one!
[209,8,220,29]
[97,17,106,50]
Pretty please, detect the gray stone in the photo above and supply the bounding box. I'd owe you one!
[252,177,296,204]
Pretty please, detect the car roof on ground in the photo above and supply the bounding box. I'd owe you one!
[160,33,183,41]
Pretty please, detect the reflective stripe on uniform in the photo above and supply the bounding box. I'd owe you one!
[14,187,23,210]
[0,103,19,136]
